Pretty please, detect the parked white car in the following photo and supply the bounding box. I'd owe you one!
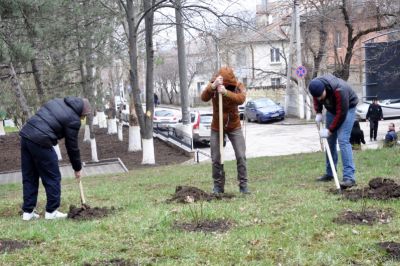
[174,111,212,145]
[153,108,180,129]
[356,99,400,120]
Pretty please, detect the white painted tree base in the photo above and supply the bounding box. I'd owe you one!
[117,123,123,141]
[0,122,5,136]
[142,138,155,164]
[97,111,107,128]
[83,125,90,142]
[92,115,99,125]
[53,144,62,161]
[128,126,141,151]
[107,119,117,134]
[90,138,99,162]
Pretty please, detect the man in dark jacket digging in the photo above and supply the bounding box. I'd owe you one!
[309,74,358,189]
[201,66,248,194]
[19,96,91,220]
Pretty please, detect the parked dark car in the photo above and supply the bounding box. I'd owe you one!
[245,98,285,123]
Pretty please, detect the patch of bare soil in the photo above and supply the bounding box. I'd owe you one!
[0,239,30,253]
[333,209,392,225]
[166,186,235,203]
[173,219,233,233]
[0,127,190,172]
[341,178,400,201]
[83,258,137,266]
[67,205,115,220]
[378,242,400,260]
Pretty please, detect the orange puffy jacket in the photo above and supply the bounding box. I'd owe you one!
[201,67,246,132]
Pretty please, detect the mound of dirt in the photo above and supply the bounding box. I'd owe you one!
[84,258,136,266]
[173,219,233,233]
[378,242,400,260]
[166,186,235,203]
[0,239,30,253]
[333,209,392,225]
[67,205,115,220]
[342,178,400,200]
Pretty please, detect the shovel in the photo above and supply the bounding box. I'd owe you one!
[317,123,341,193]
[77,177,90,209]
[219,91,226,185]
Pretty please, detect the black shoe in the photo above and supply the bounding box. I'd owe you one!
[340,180,356,189]
[316,174,334,182]
[239,186,250,194]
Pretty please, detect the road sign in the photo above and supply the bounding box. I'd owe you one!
[296,65,307,78]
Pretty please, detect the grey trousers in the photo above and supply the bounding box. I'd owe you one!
[210,128,247,189]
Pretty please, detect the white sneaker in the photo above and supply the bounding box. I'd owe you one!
[22,211,40,221]
[45,210,68,220]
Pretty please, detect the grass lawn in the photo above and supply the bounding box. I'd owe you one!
[1,147,400,265]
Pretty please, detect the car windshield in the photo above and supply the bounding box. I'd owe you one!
[200,114,212,123]
[255,99,276,108]
[155,110,174,117]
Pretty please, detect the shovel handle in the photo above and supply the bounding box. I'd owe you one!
[219,92,224,164]
[77,179,86,205]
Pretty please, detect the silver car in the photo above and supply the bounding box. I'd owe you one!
[174,111,212,145]
[356,99,400,120]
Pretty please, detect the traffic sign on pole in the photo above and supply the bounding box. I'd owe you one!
[295,65,307,78]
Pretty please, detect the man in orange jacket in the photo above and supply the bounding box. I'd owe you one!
[201,66,248,194]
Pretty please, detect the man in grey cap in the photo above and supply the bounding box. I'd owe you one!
[19,97,91,220]
[308,74,358,189]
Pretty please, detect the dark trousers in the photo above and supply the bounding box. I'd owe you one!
[210,129,247,189]
[21,137,61,213]
[369,120,379,140]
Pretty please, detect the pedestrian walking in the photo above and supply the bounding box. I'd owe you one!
[366,97,383,141]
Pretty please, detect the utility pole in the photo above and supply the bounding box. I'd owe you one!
[175,0,190,126]
[294,0,304,119]
[294,0,311,120]
[285,5,296,115]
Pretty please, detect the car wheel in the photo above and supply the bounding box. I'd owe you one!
[257,116,262,123]
[247,117,251,122]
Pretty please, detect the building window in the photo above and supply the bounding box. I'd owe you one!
[270,48,280,63]
[197,82,205,94]
[271,78,281,87]
[335,31,342,48]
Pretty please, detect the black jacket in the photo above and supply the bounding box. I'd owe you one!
[350,121,366,145]
[366,103,383,121]
[313,74,359,132]
[20,97,84,171]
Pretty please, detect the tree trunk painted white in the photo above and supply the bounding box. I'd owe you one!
[117,123,123,141]
[142,138,155,164]
[97,111,107,128]
[92,115,99,125]
[128,125,141,151]
[90,138,99,162]
[107,118,118,134]
[53,144,62,161]
[0,121,5,136]
[83,125,90,142]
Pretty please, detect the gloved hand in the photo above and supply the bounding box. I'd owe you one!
[211,75,223,90]
[320,128,330,138]
[315,113,323,125]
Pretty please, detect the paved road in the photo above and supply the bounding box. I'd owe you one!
[195,117,400,162]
